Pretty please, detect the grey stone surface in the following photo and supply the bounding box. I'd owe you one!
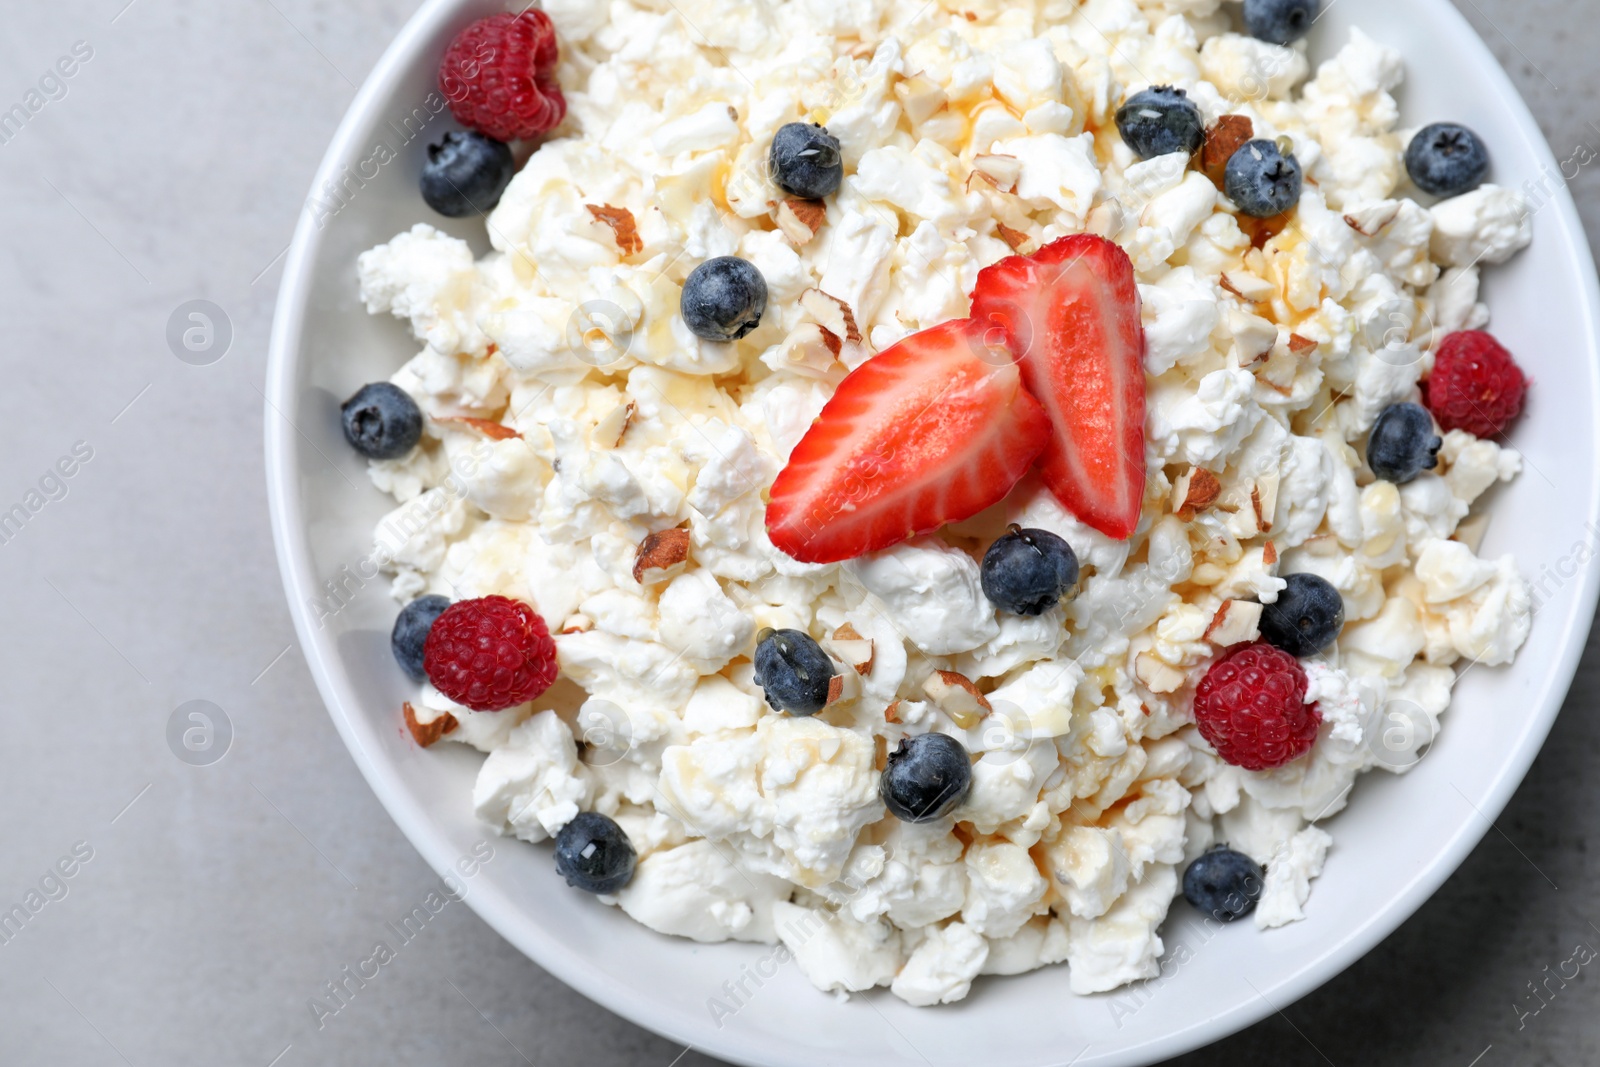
[0,1,1593,1064]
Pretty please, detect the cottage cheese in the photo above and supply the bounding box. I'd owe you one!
[355,0,1533,1006]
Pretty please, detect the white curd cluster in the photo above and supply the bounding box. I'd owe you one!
[355,0,1532,1003]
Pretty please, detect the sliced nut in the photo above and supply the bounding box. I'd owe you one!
[1288,333,1318,356]
[772,322,844,376]
[1254,470,1281,533]
[894,71,949,125]
[633,528,691,585]
[823,622,875,675]
[585,204,643,256]
[884,700,902,724]
[972,153,1021,193]
[776,198,827,246]
[435,416,521,440]
[1205,599,1263,647]
[1342,201,1401,237]
[1199,115,1253,187]
[826,674,846,708]
[1134,653,1186,694]
[560,614,594,635]
[874,733,889,771]
[1221,270,1276,302]
[799,288,862,346]
[1173,468,1222,521]
[592,400,637,448]
[404,702,458,748]
[996,222,1031,252]
[1262,541,1278,566]
[922,670,991,729]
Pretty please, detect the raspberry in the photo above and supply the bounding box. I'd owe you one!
[439,11,566,142]
[423,596,558,712]
[1192,643,1321,771]
[1425,330,1527,438]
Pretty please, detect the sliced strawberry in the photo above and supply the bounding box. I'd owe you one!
[766,319,1050,564]
[970,234,1147,540]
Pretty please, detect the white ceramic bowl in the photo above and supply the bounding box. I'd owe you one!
[266,2,1600,1064]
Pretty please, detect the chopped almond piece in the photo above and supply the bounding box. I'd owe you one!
[435,416,521,440]
[560,614,594,635]
[799,288,862,345]
[874,734,889,771]
[894,72,948,125]
[1134,653,1186,694]
[1173,468,1223,521]
[972,154,1021,193]
[823,623,875,675]
[1205,600,1263,647]
[585,204,643,256]
[1288,333,1318,356]
[884,701,902,724]
[1262,541,1279,566]
[633,528,691,585]
[922,670,991,729]
[1200,115,1253,187]
[776,198,827,246]
[826,675,845,708]
[404,702,458,748]
[996,222,1030,252]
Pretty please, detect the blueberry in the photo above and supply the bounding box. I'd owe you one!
[753,628,836,716]
[1260,573,1345,657]
[1224,139,1303,218]
[769,122,844,200]
[391,595,451,683]
[1242,0,1320,44]
[1405,122,1490,198]
[341,383,423,460]
[880,733,973,823]
[1182,845,1264,922]
[420,130,516,218]
[681,257,768,342]
[1115,86,1206,161]
[981,525,1080,616]
[554,812,637,895]
[1367,403,1442,485]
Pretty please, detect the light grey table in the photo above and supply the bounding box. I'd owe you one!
[0,1,1594,1064]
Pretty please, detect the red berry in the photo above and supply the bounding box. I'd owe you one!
[970,235,1147,541]
[1192,643,1321,771]
[439,11,566,142]
[424,596,558,712]
[1424,330,1527,438]
[765,318,1050,563]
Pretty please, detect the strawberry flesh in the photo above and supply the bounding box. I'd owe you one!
[970,234,1147,540]
[766,318,1051,564]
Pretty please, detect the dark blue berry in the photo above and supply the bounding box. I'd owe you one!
[1225,139,1303,218]
[1260,573,1345,656]
[554,812,637,894]
[981,525,1080,616]
[1182,845,1264,922]
[880,733,972,823]
[1243,0,1320,44]
[1367,403,1442,485]
[341,383,423,460]
[769,122,844,200]
[1115,86,1206,160]
[391,595,451,683]
[1405,122,1490,198]
[420,131,516,218]
[753,628,835,716]
[681,257,768,342]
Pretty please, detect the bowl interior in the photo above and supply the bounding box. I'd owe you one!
[266,2,1600,1064]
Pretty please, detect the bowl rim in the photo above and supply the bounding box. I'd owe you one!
[265,2,1600,1064]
